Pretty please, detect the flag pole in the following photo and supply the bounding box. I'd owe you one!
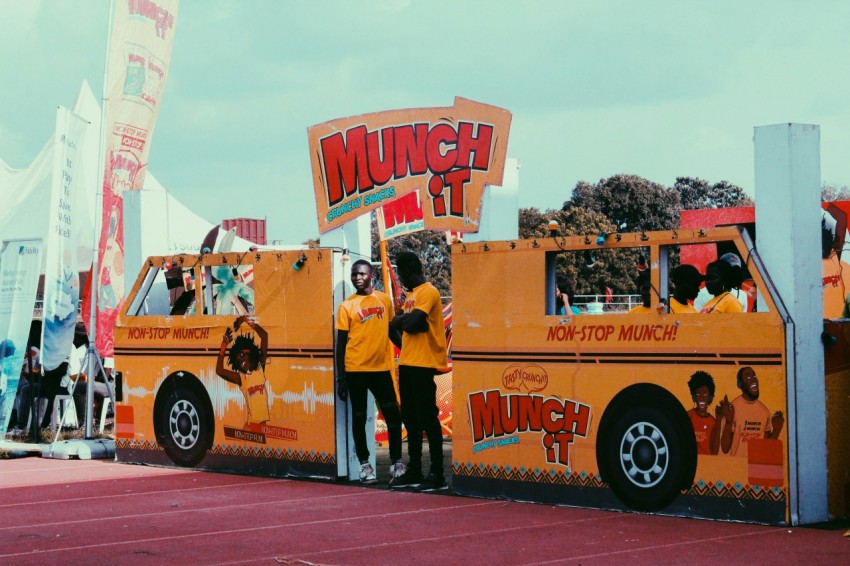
[84,0,116,440]
[380,240,391,299]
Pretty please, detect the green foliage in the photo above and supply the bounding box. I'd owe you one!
[566,174,680,232]
[369,213,452,298]
[822,183,850,202]
[673,177,752,210]
[518,206,642,295]
[340,172,751,300]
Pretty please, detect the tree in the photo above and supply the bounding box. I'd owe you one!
[369,213,452,298]
[673,177,752,210]
[518,206,642,296]
[565,174,680,233]
[822,183,850,202]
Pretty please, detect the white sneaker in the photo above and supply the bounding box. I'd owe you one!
[390,461,407,479]
[359,461,377,483]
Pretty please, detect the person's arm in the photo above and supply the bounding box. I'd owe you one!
[239,316,268,368]
[391,309,429,334]
[215,327,241,385]
[709,415,722,455]
[719,397,735,454]
[335,329,348,401]
[389,327,402,349]
[766,411,784,439]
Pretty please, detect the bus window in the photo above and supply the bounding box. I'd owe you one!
[545,246,649,315]
[125,265,200,317]
[206,263,255,316]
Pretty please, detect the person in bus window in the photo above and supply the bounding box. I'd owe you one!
[216,315,270,427]
[555,275,580,316]
[700,260,744,313]
[669,265,703,314]
[628,275,654,313]
[695,253,747,311]
[686,371,720,455]
[717,366,784,456]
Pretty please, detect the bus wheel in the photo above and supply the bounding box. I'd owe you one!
[156,387,212,467]
[598,399,696,512]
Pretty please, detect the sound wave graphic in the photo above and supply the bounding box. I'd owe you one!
[121,365,332,416]
[277,381,334,414]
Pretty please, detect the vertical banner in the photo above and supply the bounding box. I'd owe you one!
[92,0,179,357]
[41,107,89,372]
[0,239,43,435]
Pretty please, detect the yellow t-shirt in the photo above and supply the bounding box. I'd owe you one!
[336,290,394,372]
[669,297,697,313]
[239,370,270,424]
[628,305,654,314]
[730,396,773,457]
[700,292,743,313]
[399,282,448,369]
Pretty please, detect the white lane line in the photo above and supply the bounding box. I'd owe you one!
[0,499,503,559]
[518,528,792,564]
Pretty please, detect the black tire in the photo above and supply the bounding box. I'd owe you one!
[597,395,696,512]
[156,386,213,467]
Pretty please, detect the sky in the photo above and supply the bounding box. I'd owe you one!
[2,0,849,244]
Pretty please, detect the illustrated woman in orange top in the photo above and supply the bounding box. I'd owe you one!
[216,315,270,426]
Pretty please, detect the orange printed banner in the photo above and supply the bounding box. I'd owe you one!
[376,190,425,241]
[91,0,178,357]
[309,97,512,234]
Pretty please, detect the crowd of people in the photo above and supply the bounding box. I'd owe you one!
[5,322,116,437]
[551,251,754,316]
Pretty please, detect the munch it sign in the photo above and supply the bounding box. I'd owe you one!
[309,97,512,234]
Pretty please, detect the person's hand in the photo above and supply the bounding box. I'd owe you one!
[222,327,233,345]
[771,411,784,430]
[722,396,734,421]
[336,377,348,401]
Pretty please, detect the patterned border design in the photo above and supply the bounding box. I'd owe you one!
[116,439,336,465]
[453,461,605,487]
[453,461,787,503]
[687,478,787,503]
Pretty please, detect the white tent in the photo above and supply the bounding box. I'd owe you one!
[0,81,259,278]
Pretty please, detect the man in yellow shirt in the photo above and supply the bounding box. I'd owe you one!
[335,260,404,484]
[669,264,703,314]
[389,252,448,491]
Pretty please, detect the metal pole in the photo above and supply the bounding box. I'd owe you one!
[84,0,115,439]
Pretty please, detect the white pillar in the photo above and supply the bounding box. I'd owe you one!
[754,123,826,524]
[464,157,520,242]
[320,214,372,480]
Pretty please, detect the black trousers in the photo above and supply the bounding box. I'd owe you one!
[398,365,443,475]
[346,371,402,463]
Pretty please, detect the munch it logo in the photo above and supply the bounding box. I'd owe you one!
[357,305,386,322]
[320,119,493,219]
[127,0,175,39]
[311,97,512,234]
[246,383,265,398]
[468,388,591,467]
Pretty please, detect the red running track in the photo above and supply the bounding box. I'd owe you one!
[1,456,848,565]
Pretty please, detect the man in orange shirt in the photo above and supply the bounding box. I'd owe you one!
[335,260,404,484]
[717,366,784,457]
[389,252,448,491]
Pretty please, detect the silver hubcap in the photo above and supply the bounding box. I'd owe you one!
[619,421,668,488]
